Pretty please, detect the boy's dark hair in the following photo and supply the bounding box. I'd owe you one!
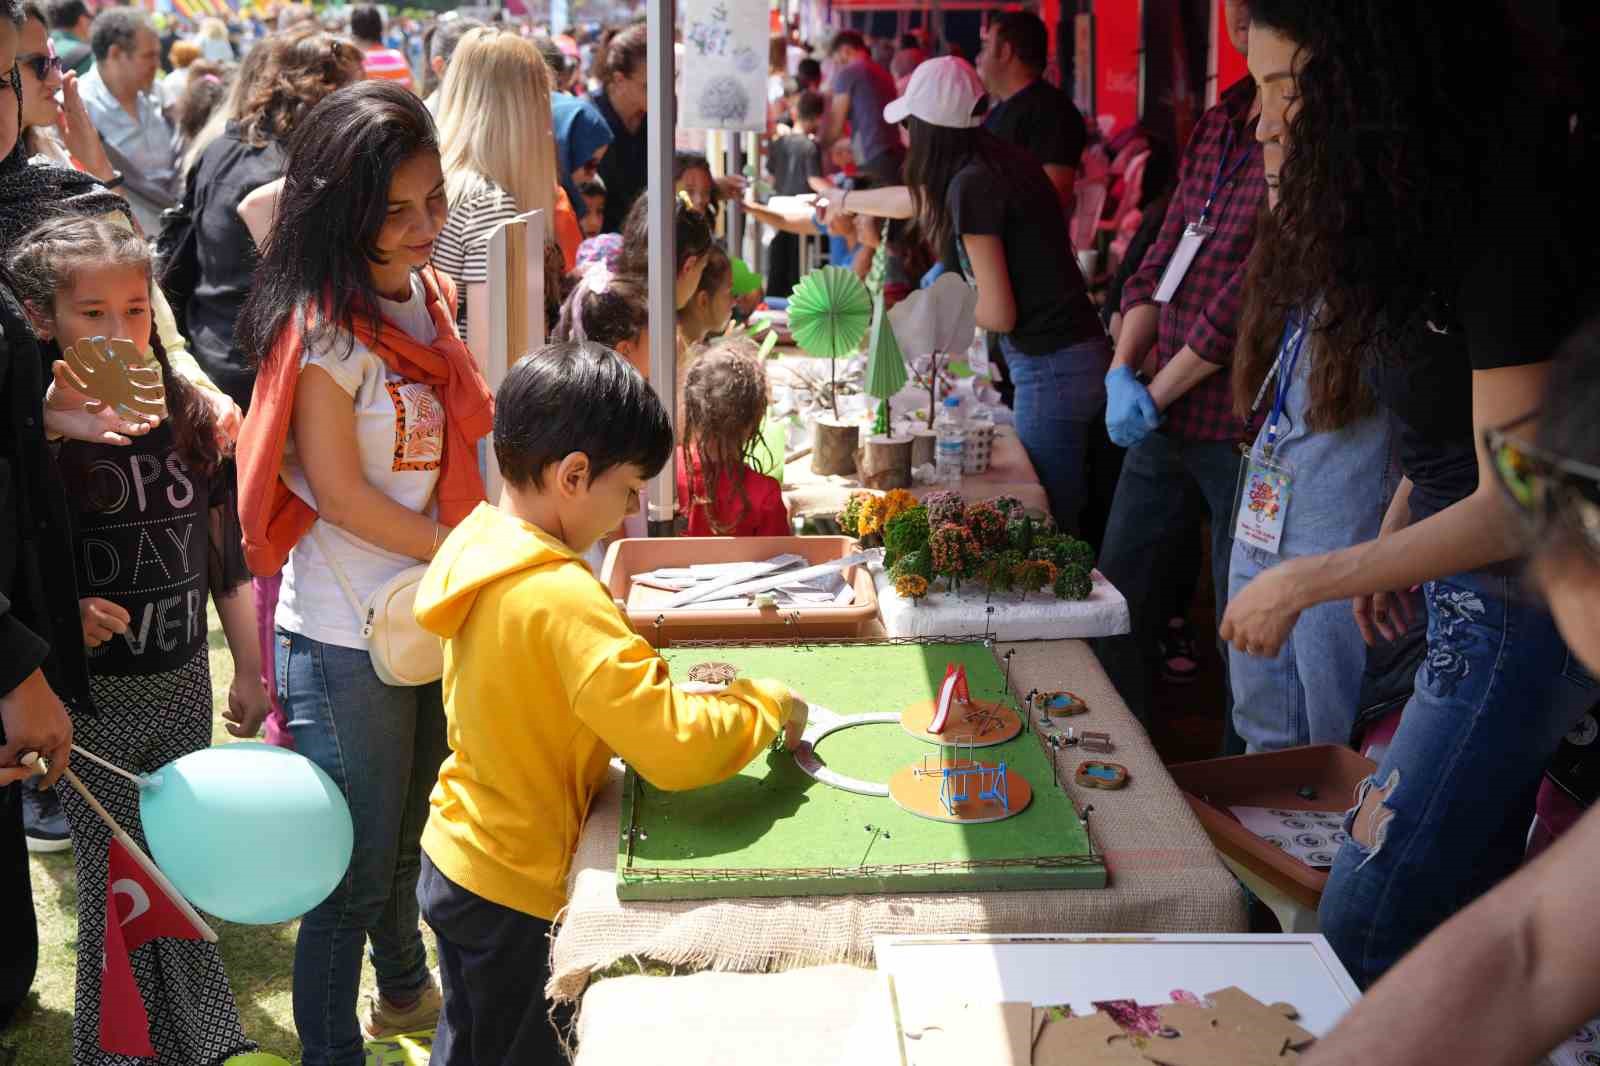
[494,341,673,490]
[827,30,865,58]
[348,4,382,44]
[796,57,821,88]
[795,90,825,122]
[988,11,1048,74]
[577,178,606,198]
[44,0,85,30]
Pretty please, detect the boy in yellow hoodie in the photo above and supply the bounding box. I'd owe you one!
[413,341,807,1065]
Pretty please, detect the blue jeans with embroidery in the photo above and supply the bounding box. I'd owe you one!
[1002,334,1111,531]
[276,628,448,1066]
[1316,568,1595,988]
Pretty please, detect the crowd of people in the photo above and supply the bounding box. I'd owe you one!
[0,0,1596,1064]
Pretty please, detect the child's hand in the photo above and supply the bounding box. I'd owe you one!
[224,675,271,739]
[46,361,160,446]
[783,693,810,750]
[80,597,131,647]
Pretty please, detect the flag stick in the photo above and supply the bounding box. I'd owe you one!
[22,753,219,943]
[71,744,154,789]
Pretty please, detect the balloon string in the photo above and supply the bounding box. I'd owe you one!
[71,743,149,787]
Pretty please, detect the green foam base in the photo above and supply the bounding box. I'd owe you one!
[616,642,1106,900]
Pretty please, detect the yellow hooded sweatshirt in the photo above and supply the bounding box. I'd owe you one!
[414,503,792,920]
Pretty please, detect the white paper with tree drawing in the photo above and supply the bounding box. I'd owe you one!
[681,0,768,131]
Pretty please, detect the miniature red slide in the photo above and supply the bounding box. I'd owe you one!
[927,663,970,734]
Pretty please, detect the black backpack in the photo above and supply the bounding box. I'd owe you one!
[154,163,202,339]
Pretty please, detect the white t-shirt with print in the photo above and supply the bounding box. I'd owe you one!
[276,276,442,651]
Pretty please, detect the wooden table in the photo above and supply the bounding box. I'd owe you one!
[547,640,1246,1004]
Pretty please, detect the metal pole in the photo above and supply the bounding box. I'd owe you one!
[646,0,678,537]
[723,131,742,260]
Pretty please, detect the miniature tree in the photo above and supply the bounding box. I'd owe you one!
[864,290,908,436]
[929,524,981,593]
[979,549,1022,600]
[890,547,933,583]
[1013,558,1058,601]
[895,573,930,603]
[963,501,1007,550]
[923,490,965,528]
[883,504,930,569]
[837,491,872,537]
[1054,563,1094,601]
[786,265,873,419]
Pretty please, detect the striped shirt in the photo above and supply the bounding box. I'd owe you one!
[432,180,520,340]
[362,47,415,91]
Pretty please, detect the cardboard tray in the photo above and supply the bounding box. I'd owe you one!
[599,536,879,646]
[1168,745,1376,911]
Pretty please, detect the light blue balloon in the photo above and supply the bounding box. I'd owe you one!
[139,742,353,924]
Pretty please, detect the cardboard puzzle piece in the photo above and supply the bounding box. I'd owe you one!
[1033,1011,1149,1066]
[1141,988,1313,1066]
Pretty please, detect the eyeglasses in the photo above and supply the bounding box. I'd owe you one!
[17,53,61,81]
[1484,411,1600,558]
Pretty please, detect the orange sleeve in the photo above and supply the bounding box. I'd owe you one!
[553,185,581,274]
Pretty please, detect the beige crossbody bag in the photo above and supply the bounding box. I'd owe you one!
[310,526,442,687]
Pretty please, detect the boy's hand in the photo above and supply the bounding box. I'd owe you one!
[783,694,810,750]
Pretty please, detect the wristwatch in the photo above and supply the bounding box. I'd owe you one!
[103,170,125,190]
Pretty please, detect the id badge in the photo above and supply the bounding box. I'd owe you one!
[1231,450,1294,555]
[1153,222,1212,303]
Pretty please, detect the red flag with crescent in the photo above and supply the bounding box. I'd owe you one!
[100,837,207,1055]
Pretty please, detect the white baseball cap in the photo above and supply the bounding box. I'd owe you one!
[883,55,987,129]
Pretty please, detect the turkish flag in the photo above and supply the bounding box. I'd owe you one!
[100,837,209,1056]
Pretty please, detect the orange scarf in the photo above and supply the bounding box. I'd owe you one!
[237,267,494,576]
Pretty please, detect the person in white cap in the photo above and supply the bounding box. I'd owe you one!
[885,56,1109,531]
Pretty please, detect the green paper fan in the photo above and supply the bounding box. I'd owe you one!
[865,290,908,400]
[787,265,872,359]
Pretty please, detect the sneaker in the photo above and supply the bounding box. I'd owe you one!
[360,967,442,1040]
[22,780,72,854]
[1159,617,1200,684]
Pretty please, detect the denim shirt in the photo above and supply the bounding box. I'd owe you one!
[78,66,177,234]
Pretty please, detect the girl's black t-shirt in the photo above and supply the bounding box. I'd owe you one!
[946,139,1104,355]
[63,423,231,677]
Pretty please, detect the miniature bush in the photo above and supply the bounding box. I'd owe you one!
[883,505,931,568]
[989,495,1025,519]
[1053,562,1094,601]
[963,501,1008,549]
[856,493,888,537]
[1006,513,1036,554]
[880,488,918,525]
[837,491,872,537]
[979,549,1023,596]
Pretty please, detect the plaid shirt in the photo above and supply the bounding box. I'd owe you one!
[1122,77,1266,442]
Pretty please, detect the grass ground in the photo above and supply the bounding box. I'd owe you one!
[2,608,437,1065]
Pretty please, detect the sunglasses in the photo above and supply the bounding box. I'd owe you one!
[1484,411,1600,557]
[17,52,60,81]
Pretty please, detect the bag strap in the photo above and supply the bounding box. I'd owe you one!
[308,525,373,638]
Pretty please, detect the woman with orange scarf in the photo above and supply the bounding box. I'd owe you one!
[234,82,492,1066]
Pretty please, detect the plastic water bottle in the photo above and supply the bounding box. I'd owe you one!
[935,396,965,486]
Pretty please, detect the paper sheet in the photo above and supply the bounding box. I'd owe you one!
[1227,806,1350,868]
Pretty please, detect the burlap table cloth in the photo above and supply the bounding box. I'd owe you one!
[548,639,1247,1002]
[782,424,1051,520]
[574,966,891,1066]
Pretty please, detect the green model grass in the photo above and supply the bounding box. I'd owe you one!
[616,642,1106,900]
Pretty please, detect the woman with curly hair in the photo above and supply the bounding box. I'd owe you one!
[1218,0,1592,987]
[185,28,364,412]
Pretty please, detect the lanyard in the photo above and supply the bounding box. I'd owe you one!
[1199,121,1255,227]
[1259,316,1308,457]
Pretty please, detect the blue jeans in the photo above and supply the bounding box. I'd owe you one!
[1317,568,1595,987]
[1002,334,1110,532]
[275,629,448,1066]
[1228,378,1397,750]
[1094,432,1242,731]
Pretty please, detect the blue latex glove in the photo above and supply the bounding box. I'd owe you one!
[1105,366,1161,447]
